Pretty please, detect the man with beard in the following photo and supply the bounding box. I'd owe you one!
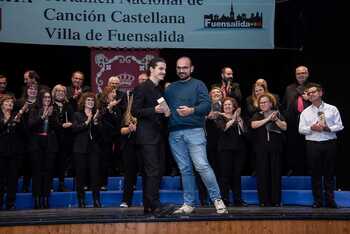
[0,75,12,98]
[66,71,91,111]
[165,57,228,214]
[216,67,242,103]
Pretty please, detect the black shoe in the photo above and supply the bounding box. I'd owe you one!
[93,199,101,208]
[42,196,49,209]
[144,207,153,215]
[93,192,101,208]
[78,199,86,208]
[34,196,40,209]
[58,182,70,192]
[78,192,86,208]
[286,169,294,177]
[22,186,29,193]
[170,168,179,177]
[144,205,175,216]
[251,171,256,176]
[312,202,322,208]
[326,201,338,209]
[259,203,265,207]
[234,200,248,207]
[6,203,16,211]
[0,194,3,210]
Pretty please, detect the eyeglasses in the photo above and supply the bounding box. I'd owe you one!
[307,90,318,96]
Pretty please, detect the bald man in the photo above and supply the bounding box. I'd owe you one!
[165,57,227,215]
[282,66,311,176]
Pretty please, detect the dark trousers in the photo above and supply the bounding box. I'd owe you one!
[285,128,307,175]
[256,148,281,205]
[74,150,100,194]
[19,153,31,192]
[30,137,56,197]
[306,140,337,204]
[217,148,246,205]
[122,143,142,206]
[56,137,72,183]
[0,155,19,207]
[140,143,165,211]
[100,143,113,187]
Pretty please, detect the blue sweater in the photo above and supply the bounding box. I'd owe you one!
[164,78,211,132]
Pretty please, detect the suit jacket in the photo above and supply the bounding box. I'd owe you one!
[66,85,91,111]
[72,111,102,154]
[52,101,75,148]
[0,113,26,155]
[131,79,165,145]
[27,106,59,153]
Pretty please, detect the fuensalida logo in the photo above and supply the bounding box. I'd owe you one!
[204,1,263,29]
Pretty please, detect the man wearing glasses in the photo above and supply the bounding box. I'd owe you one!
[299,83,344,208]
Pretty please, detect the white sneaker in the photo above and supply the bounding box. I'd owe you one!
[214,199,228,214]
[173,204,194,214]
[120,202,129,208]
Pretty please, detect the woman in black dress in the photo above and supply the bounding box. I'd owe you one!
[72,92,102,208]
[52,84,74,192]
[119,90,139,208]
[98,86,123,191]
[215,97,247,206]
[0,95,26,210]
[250,93,287,207]
[28,90,58,209]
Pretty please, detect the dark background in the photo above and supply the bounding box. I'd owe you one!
[1,1,349,188]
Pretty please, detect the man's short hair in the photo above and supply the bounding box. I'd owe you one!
[306,82,322,91]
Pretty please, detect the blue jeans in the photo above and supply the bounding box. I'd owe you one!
[169,128,221,206]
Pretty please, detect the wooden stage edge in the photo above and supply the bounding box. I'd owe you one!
[1,220,350,234]
[1,207,350,234]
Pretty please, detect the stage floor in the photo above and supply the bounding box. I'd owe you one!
[1,206,350,226]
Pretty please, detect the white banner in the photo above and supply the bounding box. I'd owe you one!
[0,0,275,49]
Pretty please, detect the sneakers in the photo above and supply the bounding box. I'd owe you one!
[120,202,129,208]
[173,204,194,214]
[214,199,228,214]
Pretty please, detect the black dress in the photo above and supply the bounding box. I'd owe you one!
[250,112,286,206]
[0,112,25,209]
[215,115,246,205]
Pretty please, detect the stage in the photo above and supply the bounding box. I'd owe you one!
[2,176,350,233]
[1,206,350,226]
[1,206,350,234]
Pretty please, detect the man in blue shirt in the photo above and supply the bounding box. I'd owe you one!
[165,56,227,214]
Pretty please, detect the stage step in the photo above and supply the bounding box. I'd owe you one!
[10,190,350,210]
[10,176,347,210]
[17,176,313,192]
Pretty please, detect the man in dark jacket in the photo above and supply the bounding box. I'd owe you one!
[131,57,169,215]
